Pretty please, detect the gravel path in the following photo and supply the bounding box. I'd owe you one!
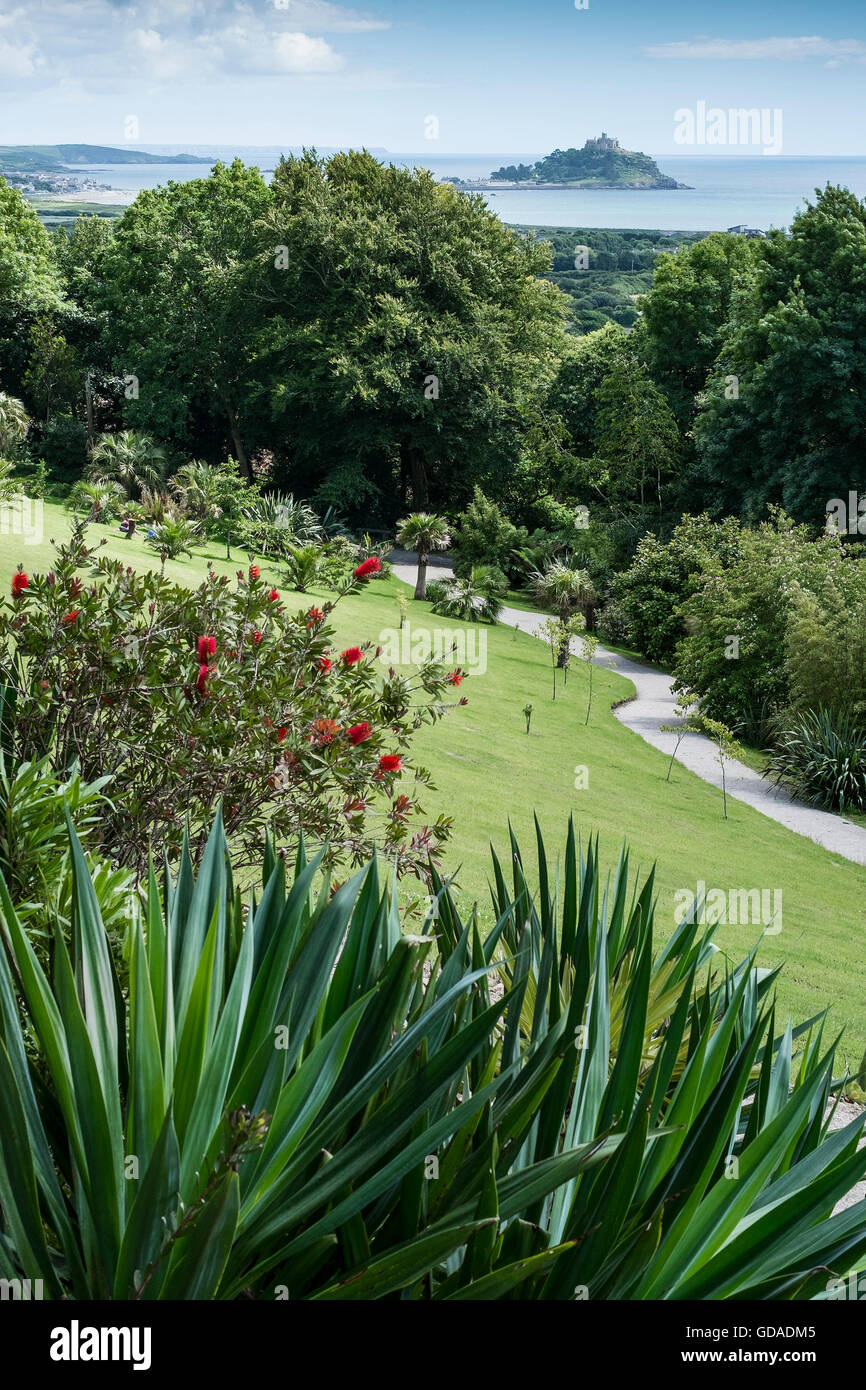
[388,550,866,867]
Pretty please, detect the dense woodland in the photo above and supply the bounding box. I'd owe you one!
[2,155,862,542]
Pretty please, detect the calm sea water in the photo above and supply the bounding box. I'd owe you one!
[66,150,866,233]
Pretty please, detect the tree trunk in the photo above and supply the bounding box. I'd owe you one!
[84,377,95,451]
[408,449,429,509]
[414,552,429,600]
[228,413,252,482]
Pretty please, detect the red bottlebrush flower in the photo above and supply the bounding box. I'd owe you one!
[379,754,402,772]
[306,606,324,627]
[268,588,279,602]
[317,655,332,673]
[68,577,82,599]
[277,727,287,742]
[11,571,28,597]
[249,564,260,580]
[448,669,464,685]
[252,630,262,645]
[347,721,373,745]
[196,663,209,693]
[341,646,364,666]
[197,635,217,661]
[353,556,382,581]
[62,610,80,625]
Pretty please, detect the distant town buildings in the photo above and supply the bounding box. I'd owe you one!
[727,224,767,238]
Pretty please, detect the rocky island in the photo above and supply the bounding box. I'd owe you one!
[445,134,691,191]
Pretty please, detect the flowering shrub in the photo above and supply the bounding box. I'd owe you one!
[0,526,457,874]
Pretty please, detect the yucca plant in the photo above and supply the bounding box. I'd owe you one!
[241,492,322,560]
[284,541,322,593]
[765,708,866,813]
[1,812,865,1300]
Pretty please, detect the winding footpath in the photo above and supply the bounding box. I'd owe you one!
[389,550,866,868]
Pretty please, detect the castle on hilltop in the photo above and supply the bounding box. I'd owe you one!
[584,133,621,151]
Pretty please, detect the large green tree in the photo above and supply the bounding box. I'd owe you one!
[635,232,758,429]
[693,185,866,523]
[100,160,272,478]
[256,150,566,515]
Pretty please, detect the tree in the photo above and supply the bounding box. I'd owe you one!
[0,182,63,319]
[86,430,166,499]
[99,161,271,479]
[396,512,450,599]
[258,150,567,513]
[0,393,31,453]
[636,232,758,429]
[592,358,680,514]
[531,557,595,664]
[693,185,866,524]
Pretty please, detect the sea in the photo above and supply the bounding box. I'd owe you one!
[64,148,866,234]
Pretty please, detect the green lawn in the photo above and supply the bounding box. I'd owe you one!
[4,501,866,1061]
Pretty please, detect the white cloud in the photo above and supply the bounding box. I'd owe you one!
[0,36,39,77]
[644,36,866,65]
[268,0,389,32]
[0,0,387,91]
[273,30,344,71]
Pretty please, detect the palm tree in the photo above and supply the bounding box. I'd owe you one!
[170,460,224,524]
[531,558,597,668]
[396,512,450,600]
[430,566,505,624]
[86,431,167,500]
[0,394,31,453]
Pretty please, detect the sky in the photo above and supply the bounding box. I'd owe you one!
[0,0,865,155]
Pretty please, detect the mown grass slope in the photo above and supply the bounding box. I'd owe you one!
[3,501,865,1059]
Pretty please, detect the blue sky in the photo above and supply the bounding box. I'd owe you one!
[1,0,864,154]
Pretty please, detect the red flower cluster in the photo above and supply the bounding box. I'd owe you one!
[348,722,373,745]
[448,669,464,685]
[268,588,279,603]
[353,556,382,582]
[197,634,216,661]
[306,607,324,627]
[341,646,364,666]
[249,564,260,580]
[379,754,402,772]
[196,664,209,694]
[11,571,28,597]
[252,630,262,645]
[62,610,80,625]
[317,655,332,672]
